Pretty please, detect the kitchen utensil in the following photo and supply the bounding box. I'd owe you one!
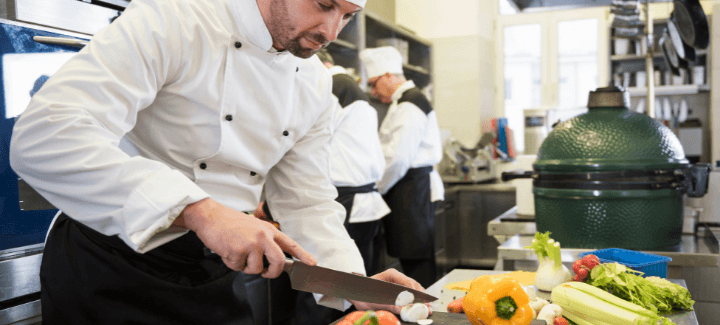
[655,98,663,119]
[663,97,672,121]
[614,38,630,55]
[679,99,689,122]
[660,30,682,76]
[32,36,87,48]
[673,0,709,49]
[623,72,631,89]
[692,65,705,85]
[667,14,696,62]
[283,259,437,305]
[636,98,646,114]
[635,71,646,88]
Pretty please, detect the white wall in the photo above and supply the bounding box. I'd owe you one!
[395,0,497,147]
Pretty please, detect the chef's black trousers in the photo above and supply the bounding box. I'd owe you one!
[40,213,255,325]
[382,166,437,288]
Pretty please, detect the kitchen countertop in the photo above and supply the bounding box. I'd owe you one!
[489,207,720,268]
[426,269,699,324]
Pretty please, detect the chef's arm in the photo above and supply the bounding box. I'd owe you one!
[264,94,365,311]
[9,0,209,253]
[376,103,428,194]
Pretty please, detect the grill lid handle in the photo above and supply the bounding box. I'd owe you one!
[684,163,711,197]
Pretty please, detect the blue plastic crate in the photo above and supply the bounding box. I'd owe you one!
[578,248,672,278]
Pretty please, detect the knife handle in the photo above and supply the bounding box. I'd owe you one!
[262,256,295,273]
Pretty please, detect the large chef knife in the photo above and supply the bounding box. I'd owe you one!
[282,258,437,305]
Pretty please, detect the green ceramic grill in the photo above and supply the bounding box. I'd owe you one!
[505,86,710,249]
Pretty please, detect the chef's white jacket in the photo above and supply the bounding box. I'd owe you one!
[376,81,444,202]
[329,90,391,224]
[9,0,363,310]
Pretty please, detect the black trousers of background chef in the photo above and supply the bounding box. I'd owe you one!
[40,213,255,325]
[264,184,382,325]
[382,166,437,288]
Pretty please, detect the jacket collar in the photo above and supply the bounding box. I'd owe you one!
[230,0,276,53]
[391,80,416,103]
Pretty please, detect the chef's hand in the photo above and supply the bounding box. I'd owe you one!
[177,198,317,278]
[349,268,433,315]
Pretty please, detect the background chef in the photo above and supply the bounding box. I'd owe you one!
[360,46,445,288]
[9,0,424,323]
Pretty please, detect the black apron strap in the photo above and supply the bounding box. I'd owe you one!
[40,213,255,325]
[335,182,377,197]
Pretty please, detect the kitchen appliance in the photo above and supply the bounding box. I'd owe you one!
[504,86,710,250]
[523,107,587,155]
[438,136,495,183]
[283,258,437,305]
[0,18,89,325]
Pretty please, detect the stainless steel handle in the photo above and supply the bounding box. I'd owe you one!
[33,36,87,48]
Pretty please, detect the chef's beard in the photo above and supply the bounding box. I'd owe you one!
[268,0,327,58]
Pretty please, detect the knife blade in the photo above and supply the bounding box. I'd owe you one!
[282,258,438,305]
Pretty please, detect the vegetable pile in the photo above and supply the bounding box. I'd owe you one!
[525,232,572,292]
[586,262,695,313]
[552,281,674,325]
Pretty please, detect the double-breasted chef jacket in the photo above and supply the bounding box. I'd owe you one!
[329,71,390,224]
[9,0,363,311]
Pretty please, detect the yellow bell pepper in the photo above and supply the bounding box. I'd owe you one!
[463,275,534,325]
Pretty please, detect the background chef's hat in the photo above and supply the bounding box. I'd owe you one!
[346,0,367,7]
[359,46,403,79]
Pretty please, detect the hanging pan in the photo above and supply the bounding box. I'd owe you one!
[660,29,682,76]
[668,13,696,62]
[673,0,709,49]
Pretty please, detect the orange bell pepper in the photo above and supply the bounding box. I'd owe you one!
[463,275,534,325]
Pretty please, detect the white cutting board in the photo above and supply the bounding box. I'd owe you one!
[3,52,77,119]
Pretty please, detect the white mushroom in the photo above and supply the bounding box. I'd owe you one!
[395,290,415,306]
[400,303,429,323]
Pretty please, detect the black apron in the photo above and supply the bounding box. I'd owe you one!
[382,166,435,259]
[40,213,255,325]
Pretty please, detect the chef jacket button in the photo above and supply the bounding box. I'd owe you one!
[250,171,257,176]
[234,41,242,49]
[225,114,233,121]
[282,130,289,136]
[199,163,207,170]
[296,67,299,72]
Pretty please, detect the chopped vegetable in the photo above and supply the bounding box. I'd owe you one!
[462,275,534,325]
[588,262,695,314]
[396,290,414,306]
[400,303,429,323]
[345,311,400,325]
[551,281,674,325]
[529,298,549,316]
[553,316,570,325]
[525,232,572,291]
[447,297,464,313]
[523,286,537,301]
[536,304,562,324]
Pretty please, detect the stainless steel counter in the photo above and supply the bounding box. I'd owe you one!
[426,269,699,324]
[489,207,720,269]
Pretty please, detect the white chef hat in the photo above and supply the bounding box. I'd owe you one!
[359,46,403,79]
[346,0,367,7]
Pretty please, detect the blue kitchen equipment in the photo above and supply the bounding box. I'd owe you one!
[579,248,672,278]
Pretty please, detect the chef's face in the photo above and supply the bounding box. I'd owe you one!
[266,0,361,58]
[369,73,403,104]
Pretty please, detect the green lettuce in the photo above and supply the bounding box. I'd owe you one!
[588,262,695,315]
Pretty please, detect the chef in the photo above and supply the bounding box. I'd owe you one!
[359,46,445,288]
[9,0,423,323]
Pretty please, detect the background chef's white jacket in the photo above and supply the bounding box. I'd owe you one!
[9,0,363,310]
[376,81,444,202]
[329,96,391,224]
